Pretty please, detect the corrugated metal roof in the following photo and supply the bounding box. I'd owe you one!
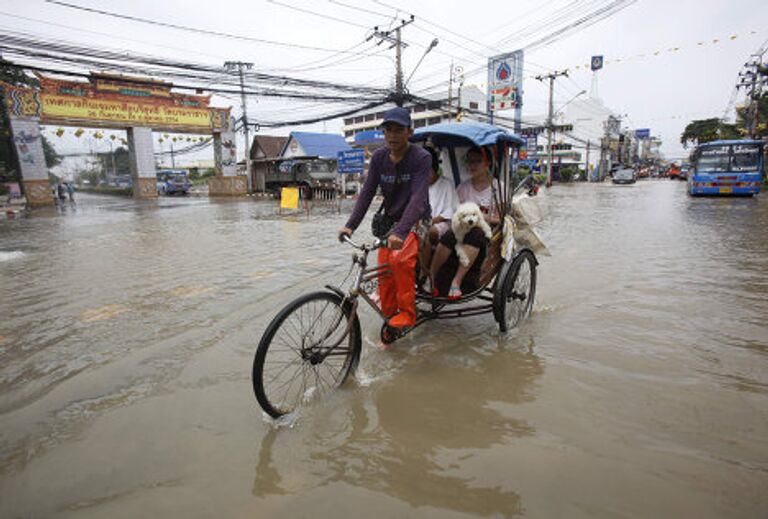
[285,132,352,158]
[251,135,288,159]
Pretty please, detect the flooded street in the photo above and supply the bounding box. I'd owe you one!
[1,182,767,518]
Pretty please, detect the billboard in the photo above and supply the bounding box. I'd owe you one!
[41,95,214,129]
[4,74,231,132]
[487,50,524,112]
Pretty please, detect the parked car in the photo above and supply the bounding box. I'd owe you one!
[612,168,636,184]
[157,170,191,195]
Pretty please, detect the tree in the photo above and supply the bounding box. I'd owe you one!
[680,118,741,148]
[97,146,130,176]
[42,135,61,168]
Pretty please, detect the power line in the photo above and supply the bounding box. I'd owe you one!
[4,60,382,103]
[404,0,634,96]
[44,0,373,54]
[254,100,390,128]
[0,31,390,97]
[266,0,371,29]
[0,11,231,62]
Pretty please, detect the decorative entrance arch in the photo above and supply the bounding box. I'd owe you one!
[2,73,245,206]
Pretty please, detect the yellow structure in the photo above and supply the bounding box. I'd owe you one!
[280,187,300,209]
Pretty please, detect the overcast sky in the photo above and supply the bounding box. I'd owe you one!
[3,0,767,167]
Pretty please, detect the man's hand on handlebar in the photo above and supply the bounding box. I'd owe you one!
[338,227,353,243]
[386,234,404,250]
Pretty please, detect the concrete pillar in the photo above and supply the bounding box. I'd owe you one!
[8,116,53,207]
[209,127,246,196]
[254,164,266,192]
[127,127,157,199]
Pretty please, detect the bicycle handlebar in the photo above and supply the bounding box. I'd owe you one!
[340,234,386,251]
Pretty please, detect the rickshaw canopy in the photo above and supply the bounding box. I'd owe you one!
[411,121,525,148]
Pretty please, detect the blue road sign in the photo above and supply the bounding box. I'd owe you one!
[635,128,651,139]
[354,130,384,145]
[591,55,604,71]
[337,149,365,174]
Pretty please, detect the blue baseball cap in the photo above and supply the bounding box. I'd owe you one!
[381,107,411,128]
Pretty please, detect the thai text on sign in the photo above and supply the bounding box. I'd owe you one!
[40,94,213,129]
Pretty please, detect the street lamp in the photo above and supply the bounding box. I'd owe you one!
[554,90,586,118]
[404,38,439,89]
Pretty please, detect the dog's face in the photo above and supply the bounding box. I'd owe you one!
[454,203,484,230]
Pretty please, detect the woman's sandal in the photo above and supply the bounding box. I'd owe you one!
[447,284,462,300]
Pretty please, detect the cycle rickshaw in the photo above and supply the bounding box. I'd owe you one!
[252,122,543,418]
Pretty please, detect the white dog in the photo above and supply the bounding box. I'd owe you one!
[451,202,493,267]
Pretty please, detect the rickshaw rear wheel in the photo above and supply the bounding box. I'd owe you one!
[494,250,537,332]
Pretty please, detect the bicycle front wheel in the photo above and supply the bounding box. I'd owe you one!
[252,291,361,418]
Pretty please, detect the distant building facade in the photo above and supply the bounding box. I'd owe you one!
[341,86,487,143]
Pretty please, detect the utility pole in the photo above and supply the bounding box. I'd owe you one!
[600,116,613,182]
[536,70,568,187]
[369,16,414,106]
[585,140,591,181]
[738,52,766,139]
[395,27,403,98]
[447,61,454,116]
[456,69,465,121]
[224,61,254,192]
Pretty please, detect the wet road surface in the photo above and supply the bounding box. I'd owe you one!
[1,182,767,517]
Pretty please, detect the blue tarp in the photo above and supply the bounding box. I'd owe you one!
[286,132,352,158]
[411,121,525,148]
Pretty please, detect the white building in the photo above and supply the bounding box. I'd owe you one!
[525,96,618,174]
[340,86,487,140]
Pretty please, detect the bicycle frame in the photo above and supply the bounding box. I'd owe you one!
[313,172,539,357]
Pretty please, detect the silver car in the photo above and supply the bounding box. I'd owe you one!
[612,168,636,184]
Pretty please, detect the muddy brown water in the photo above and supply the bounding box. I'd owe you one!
[1,182,767,518]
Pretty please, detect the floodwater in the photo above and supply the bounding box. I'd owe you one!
[1,182,767,518]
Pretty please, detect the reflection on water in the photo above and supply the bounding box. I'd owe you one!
[1,184,768,517]
[254,339,542,517]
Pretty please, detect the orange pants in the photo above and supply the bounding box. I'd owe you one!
[378,231,419,327]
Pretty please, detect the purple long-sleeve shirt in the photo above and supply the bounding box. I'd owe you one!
[345,145,431,240]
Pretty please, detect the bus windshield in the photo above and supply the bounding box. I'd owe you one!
[696,144,761,173]
[697,153,730,173]
[731,144,761,171]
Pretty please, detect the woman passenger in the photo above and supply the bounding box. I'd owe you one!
[420,147,458,290]
[428,147,501,299]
